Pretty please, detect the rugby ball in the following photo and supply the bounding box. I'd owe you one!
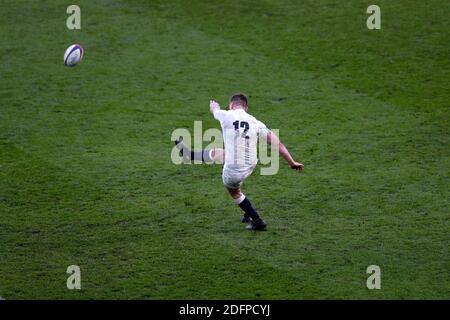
[64,44,83,67]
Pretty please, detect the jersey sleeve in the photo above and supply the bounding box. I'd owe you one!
[256,120,271,139]
[213,109,228,122]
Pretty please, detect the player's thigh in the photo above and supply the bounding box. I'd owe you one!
[222,173,242,191]
[222,168,247,192]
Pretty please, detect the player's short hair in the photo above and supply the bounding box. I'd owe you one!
[230,93,248,108]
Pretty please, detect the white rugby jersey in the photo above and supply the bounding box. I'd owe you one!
[213,108,270,170]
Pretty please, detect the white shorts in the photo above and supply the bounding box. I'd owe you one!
[222,164,256,189]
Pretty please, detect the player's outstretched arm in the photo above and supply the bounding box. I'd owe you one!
[265,131,304,171]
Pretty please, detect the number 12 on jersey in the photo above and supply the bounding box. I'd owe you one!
[233,120,250,139]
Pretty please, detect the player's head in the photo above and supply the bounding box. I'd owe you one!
[229,93,248,111]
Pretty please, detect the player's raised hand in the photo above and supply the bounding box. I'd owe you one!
[210,100,220,112]
[290,161,304,171]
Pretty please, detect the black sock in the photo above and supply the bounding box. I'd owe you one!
[190,150,212,163]
[175,140,212,163]
[238,198,261,222]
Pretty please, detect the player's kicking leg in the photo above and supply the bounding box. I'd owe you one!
[175,137,224,164]
[226,187,267,231]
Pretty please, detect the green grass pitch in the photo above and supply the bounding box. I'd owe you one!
[0,0,448,299]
